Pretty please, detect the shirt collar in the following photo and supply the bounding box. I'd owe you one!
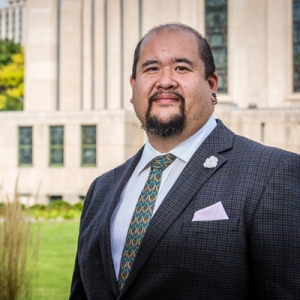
[137,115,217,174]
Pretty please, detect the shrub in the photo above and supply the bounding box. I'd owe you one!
[0,196,39,299]
[49,200,73,210]
[28,200,83,220]
[48,209,60,219]
[28,205,47,220]
[29,204,47,211]
[74,201,83,211]
[63,210,81,220]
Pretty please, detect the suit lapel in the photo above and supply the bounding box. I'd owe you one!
[97,148,144,298]
[120,121,235,295]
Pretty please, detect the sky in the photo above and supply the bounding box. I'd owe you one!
[0,0,6,8]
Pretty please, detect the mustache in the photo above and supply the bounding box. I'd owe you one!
[148,90,185,104]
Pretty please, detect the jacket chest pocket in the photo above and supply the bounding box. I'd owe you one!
[184,217,240,234]
[177,218,247,273]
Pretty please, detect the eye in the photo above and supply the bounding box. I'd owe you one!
[145,67,159,72]
[175,66,189,72]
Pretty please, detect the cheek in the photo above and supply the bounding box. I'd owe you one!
[136,77,157,97]
[131,97,148,121]
[184,88,211,113]
[132,83,151,106]
[190,83,211,103]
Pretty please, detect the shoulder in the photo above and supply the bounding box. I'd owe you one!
[211,120,300,185]
[214,119,299,164]
[232,133,299,163]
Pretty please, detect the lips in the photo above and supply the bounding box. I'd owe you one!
[155,93,178,100]
[148,91,185,109]
[150,91,182,104]
[154,94,179,104]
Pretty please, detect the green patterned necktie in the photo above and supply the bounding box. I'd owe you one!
[118,153,176,291]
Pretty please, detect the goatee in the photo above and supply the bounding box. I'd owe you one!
[145,91,186,138]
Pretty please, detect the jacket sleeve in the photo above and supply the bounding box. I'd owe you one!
[69,254,88,300]
[69,178,97,300]
[250,152,300,299]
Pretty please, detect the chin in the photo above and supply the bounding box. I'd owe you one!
[150,111,180,122]
[145,111,186,138]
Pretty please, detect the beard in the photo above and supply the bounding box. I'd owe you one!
[144,91,186,138]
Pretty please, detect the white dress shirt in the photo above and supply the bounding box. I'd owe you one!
[110,115,217,278]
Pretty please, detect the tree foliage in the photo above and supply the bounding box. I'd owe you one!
[0,39,24,111]
[0,38,22,67]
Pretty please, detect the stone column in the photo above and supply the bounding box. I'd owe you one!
[21,4,26,45]
[122,0,140,110]
[24,0,58,111]
[142,0,205,34]
[8,6,13,39]
[60,0,82,111]
[94,0,105,110]
[266,0,291,107]
[14,6,20,43]
[0,10,5,38]
[230,0,268,108]
[82,0,92,111]
[106,0,121,109]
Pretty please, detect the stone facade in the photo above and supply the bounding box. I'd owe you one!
[0,109,144,204]
[0,0,299,204]
[0,0,26,44]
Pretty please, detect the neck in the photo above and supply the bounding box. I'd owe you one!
[147,137,181,153]
[147,129,196,153]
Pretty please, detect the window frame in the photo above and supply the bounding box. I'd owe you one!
[49,125,64,167]
[205,0,228,94]
[81,125,97,167]
[18,126,33,167]
[293,0,300,92]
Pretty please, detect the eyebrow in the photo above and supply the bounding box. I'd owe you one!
[141,57,194,69]
[141,60,159,69]
[172,57,194,67]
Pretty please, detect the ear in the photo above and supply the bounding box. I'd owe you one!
[130,75,135,89]
[129,75,135,104]
[208,72,219,93]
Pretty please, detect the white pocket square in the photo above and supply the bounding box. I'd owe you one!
[192,201,229,221]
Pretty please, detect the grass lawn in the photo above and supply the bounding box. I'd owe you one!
[31,221,80,300]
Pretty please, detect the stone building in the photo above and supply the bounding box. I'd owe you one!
[0,0,26,44]
[0,0,299,205]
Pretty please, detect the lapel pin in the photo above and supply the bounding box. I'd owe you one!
[203,156,218,169]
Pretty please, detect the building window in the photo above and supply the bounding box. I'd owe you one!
[79,195,85,201]
[49,195,63,203]
[205,0,228,93]
[19,126,32,166]
[50,126,64,166]
[294,0,300,92]
[81,125,96,166]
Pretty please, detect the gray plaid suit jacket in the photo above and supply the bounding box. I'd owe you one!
[70,120,300,300]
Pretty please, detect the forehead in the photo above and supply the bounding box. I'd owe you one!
[139,28,201,63]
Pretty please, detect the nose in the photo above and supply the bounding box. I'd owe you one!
[155,68,178,90]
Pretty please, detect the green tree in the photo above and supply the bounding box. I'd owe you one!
[0,39,24,111]
[0,38,22,67]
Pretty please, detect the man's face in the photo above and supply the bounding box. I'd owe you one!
[130,28,218,139]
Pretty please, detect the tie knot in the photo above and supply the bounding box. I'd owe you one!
[151,153,176,171]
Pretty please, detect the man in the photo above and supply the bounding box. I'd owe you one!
[70,23,300,299]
